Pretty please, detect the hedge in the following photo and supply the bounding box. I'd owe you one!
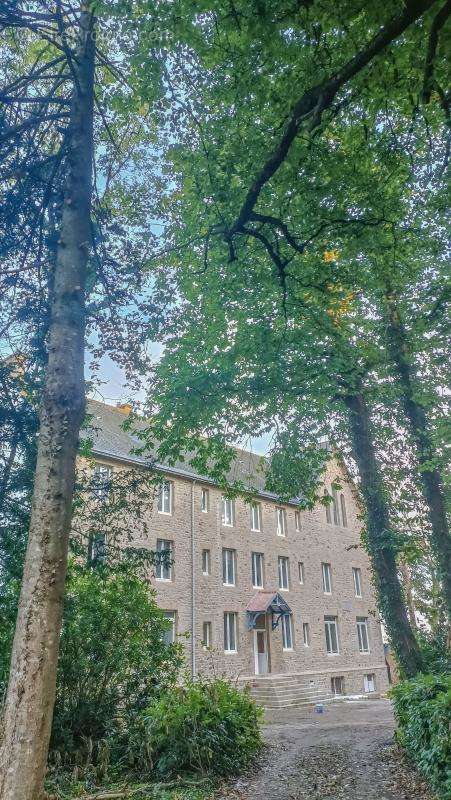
[391,673,451,799]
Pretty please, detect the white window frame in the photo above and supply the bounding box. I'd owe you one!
[295,510,301,531]
[322,562,332,594]
[201,488,209,513]
[162,611,176,644]
[202,621,212,649]
[352,567,362,598]
[156,539,173,581]
[357,617,370,653]
[331,675,345,695]
[281,614,293,650]
[157,480,172,515]
[276,507,286,537]
[251,552,264,589]
[93,464,112,502]
[222,496,234,527]
[222,548,236,586]
[224,612,237,653]
[340,493,348,527]
[278,555,290,590]
[298,561,305,584]
[201,549,211,575]
[325,615,339,655]
[302,621,310,647]
[364,673,376,693]
[250,502,261,532]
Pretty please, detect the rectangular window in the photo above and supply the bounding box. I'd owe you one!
[325,615,339,654]
[162,611,176,645]
[201,488,209,512]
[156,539,173,581]
[340,494,348,527]
[202,621,212,649]
[357,617,370,653]
[298,561,305,584]
[250,502,261,532]
[325,492,332,524]
[90,532,106,563]
[352,567,362,598]
[278,556,290,590]
[222,496,234,527]
[157,480,172,514]
[331,676,345,695]
[364,673,376,693]
[276,507,286,537]
[302,622,310,647]
[201,549,211,575]
[222,548,236,585]
[332,488,340,525]
[92,464,112,502]
[224,612,237,652]
[251,552,264,588]
[282,615,293,650]
[295,511,301,531]
[322,562,332,594]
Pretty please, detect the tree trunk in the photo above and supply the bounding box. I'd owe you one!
[0,11,96,800]
[400,561,417,630]
[344,392,424,678]
[384,291,451,621]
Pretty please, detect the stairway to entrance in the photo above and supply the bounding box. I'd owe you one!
[243,673,340,709]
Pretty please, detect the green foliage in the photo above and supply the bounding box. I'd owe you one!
[142,678,263,778]
[49,562,183,770]
[391,673,451,799]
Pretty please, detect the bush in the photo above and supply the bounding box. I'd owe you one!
[391,673,451,799]
[142,677,263,778]
[50,562,183,769]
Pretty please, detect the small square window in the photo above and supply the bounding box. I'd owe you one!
[201,488,209,512]
[202,549,211,575]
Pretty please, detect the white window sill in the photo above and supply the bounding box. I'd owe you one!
[359,650,371,655]
[157,510,172,516]
[253,585,264,590]
[156,577,172,583]
[223,582,236,587]
[323,591,332,596]
[282,647,294,652]
[224,649,237,655]
[202,571,210,577]
[326,651,340,656]
[222,522,234,528]
[251,528,261,533]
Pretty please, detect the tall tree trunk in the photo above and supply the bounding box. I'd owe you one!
[400,561,417,630]
[384,291,451,621]
[344,392,424,678]
[0,11,96,800]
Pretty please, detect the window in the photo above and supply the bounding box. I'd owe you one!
[250,502,261,532]
[92,464,112,502]
[357,617,370,653]
[222,548,236,585]
[251,552,264,588]
[340,494,348,527]
[224,612,237,652]
[162,611,176,645]
[324,615,339,654]
[352,567,362,598]
[298,561,305,584]
[281,615,293,650]
[302,622,310,647]
[276,507,286,537]
[201,488,209,512]
[332,488,340,525]
[156,539,173,581]
[278,556,290,590]
[201,549,211,575]
[157,480,172,514]
[364,673,376,693]
[202,621,212,649]
[325,491,332,524]
[222,496,234,527]
[90,532,106,563]
[322,562,332,594]
[295,511,301,531]
[331,676,345,695]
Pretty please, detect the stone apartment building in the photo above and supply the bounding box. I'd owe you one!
[84,399,389,701]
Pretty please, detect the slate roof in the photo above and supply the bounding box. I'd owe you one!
[85,398,272,496]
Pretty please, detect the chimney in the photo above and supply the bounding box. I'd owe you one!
[116,402,132,415]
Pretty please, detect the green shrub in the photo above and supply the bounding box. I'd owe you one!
[142,677,263,777]
[391,673,451,799]
[49,562,183,770]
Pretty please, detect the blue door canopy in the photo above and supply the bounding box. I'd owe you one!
[246,590,292,630]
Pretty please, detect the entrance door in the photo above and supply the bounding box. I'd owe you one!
[254,629,268,674]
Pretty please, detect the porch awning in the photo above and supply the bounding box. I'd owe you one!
[245,591,292,630]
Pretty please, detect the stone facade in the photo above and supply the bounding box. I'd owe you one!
[85,401,389,698]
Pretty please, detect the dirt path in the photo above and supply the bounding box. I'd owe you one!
[218,700,436,800]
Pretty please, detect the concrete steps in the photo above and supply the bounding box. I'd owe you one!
[242,674,342,710]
